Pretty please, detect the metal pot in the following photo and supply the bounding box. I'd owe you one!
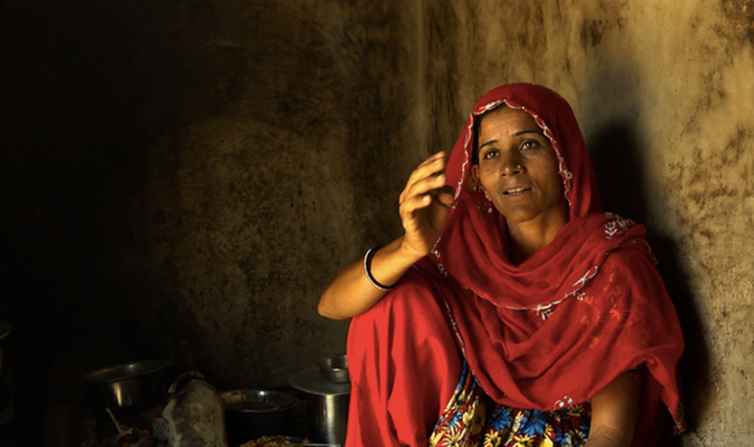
[289,366,350,446]
[305,393,349,446]
[85,359,172,416]
[221,389,298,447]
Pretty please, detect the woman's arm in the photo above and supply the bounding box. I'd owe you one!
[317,237,422,320]
[318,152,454,320]
[584,370,644,447]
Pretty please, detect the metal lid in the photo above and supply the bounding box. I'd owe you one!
[85,359,171,384]
[221,389,298,413]
[289,367,351,396]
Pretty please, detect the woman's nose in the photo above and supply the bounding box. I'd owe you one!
[500,153,523,176]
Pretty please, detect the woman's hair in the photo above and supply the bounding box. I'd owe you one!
[472,117,482,165]
[471,109,493,165]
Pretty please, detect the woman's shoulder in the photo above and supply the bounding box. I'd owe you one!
[589,235,671,310]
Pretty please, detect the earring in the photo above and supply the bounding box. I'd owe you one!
[479,185,492,202]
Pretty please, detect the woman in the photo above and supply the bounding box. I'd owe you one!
[318,83,684,447]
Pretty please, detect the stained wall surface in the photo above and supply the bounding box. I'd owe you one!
[1,0,753,445]
[139,0,428,384]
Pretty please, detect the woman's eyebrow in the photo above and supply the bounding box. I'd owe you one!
[479,129,544,150]
[478,139,498,150]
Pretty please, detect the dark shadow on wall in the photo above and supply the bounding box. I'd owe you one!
[588,121,710,437]
[0,2,197,445]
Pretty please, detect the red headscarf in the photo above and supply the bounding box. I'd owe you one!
[425,83,684,443]
[345,83,684,447]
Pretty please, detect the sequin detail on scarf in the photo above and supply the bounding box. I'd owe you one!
[430,362,591,447]
[604,212,636,239]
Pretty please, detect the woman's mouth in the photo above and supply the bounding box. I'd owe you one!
[504,187,531,195]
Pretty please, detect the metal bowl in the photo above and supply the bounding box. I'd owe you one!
[316,354,349,384]
[85,359,172,415]
[222,389,298,446]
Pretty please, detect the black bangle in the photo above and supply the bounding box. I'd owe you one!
[363,246,396,291]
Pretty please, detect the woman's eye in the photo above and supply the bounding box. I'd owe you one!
[521,140,539,151]
[483,149,498,159]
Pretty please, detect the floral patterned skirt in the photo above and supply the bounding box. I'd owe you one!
[429,363,591,447]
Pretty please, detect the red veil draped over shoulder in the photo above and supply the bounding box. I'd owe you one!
[345,84,684,447]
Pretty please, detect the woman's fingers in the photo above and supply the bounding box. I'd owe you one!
[435,185,455,207]
[398,189,433,222]
[428,185,454,232]
[399,174,447,221]
[400,192,442,256]
[399,152,448,205]
[402,173,447,207]
[400,152,446,197]
[398,153,453,256]
[408,151,446,177]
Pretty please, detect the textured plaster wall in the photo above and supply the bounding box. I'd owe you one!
[2,0,753,445]
[135,0,428,386]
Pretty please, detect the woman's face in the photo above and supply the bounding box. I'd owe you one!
[472,106,569,231]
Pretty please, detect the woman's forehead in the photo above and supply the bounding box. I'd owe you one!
[479,107,539,135]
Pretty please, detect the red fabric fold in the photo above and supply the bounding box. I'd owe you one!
[346,269,462,447]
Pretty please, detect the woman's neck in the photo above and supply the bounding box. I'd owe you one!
[506,210,569,264]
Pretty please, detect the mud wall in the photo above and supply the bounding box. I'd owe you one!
[138,0,427,384]
[1,0,752,445]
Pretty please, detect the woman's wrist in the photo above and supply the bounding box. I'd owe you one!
[363,246,395,291]
[367,238,424,288]
[395,235,432,264]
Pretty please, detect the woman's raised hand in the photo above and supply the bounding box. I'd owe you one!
[398,152,455,258]
[318,152,454,320]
